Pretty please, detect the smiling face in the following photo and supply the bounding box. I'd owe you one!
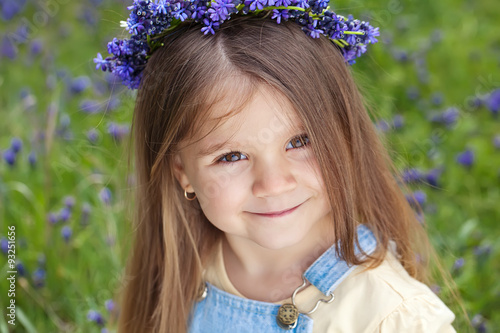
[173,83,334,251]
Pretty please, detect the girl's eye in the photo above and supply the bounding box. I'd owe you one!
[286,134,310,149]
[218,152,248,163]
[215,134,309,164]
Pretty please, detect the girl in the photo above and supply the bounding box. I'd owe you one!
[96,1,458,332]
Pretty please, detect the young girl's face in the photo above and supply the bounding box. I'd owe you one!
[174,85,334,251]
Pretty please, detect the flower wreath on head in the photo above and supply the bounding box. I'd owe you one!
[94,0,380,90]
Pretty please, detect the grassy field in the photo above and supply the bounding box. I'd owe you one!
[0,0,499,331]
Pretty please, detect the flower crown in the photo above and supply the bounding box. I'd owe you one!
[94,0,380,89]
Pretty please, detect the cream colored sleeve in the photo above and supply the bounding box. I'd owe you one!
[376,295,456,333]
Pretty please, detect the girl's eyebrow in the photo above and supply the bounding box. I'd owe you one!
[197,140,235,157]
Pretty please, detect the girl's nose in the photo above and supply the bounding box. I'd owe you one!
[252,155,297,198]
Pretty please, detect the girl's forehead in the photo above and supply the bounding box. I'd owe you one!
[191,86,304,150]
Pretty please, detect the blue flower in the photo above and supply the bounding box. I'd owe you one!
[201,19,219,35]
[0,237,8,254]
[456,149,474,168]
[47,212,59,225]
[10,137,22,153]
[59,207,72,222]
[87,129,100,144]
[452,257,464,271]
[486,89,500,116]
[493,134,500,150]
[272,9,289,24]
[392,114,404,129]
[64,196,75,209]
[155,0,170,15]
[105,299,115,312]
[61,226,72,243]
[94,53,109,71]
[1,0,27,21]
[244,0,266,11]
[99,187,112,205]
[172,3,189,21]
[425,168,442,187]
[401,168,423,184]
[3,148,16,166]
[70,76,91,94]
[28,151,37,167]
[32,268,46,288]
[87,310,105,326]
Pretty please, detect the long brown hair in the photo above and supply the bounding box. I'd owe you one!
[118,14,454,332]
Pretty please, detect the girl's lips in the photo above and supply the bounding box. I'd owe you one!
[250,203,303,218]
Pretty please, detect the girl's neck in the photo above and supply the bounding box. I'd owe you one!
[221,222,335,302]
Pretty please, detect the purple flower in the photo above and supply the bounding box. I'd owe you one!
[16,261,26,277]
[99,187,112,205]
[64,196,75,208]
[81,202,91,226]
[375,119,390,132]
[87,310,105,326]
[32,268,46,288]
[441,107,460,126]
[87,129,100,144]
[425,168,442,188]
[272,9,289,24]
[47,212,59,225]
[30,39,43,55]
[94,53,109,71]
[1,0,27,21]
[201,19,220,35]
[155,0,170,15]
[59,207,72,222]
[105,299,115,312]
[406,190,426,207]
[392,114,404,129]
[486,89,500,116]
[1,36,17,60]
[493,135,500,150]
[452,257,464,271]
[456,149,474,168]
[80,99,104,114]
[10,137,22,153]
[61,226,72,242]
[28,151,37,167]
[401,168,424,184]
[244,0,266,11]
[1,237,8,254]
[70,76,91,94]
[3,149,16,166]
[209,0,236,21]
[107,122,130,142]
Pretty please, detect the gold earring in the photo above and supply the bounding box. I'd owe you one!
[184,189,197,201]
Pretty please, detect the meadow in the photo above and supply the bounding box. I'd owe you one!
[0,0,499,332]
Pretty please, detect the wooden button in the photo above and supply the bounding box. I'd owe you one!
[277,303,299,329]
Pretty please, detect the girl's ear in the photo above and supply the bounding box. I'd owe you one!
[172,153,193,192]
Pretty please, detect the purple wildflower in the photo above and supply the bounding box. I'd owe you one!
[155,0,170,15]
[61,226,72,242]
[87,310,105,326]
[425,168,442,188]
[493,134,500,150]
[275,0,291,5]
[30,39,43,55]
[59,207,72,222]
[209,0,236,21]
[431,92,444,106]
[32,268,46,288]
[272,9,289,24]
[70,76,91,94]
[172,3,188,21]
[3,149,16,166]
[375,119,390,132]
[1,237,8,254]
[64,196,75,209]
[105,299,115,312]
[1,0,27,21]
[99,187,112,205]
[47,212,59,225]
[406,190,426,208]
[11,137,22,153]
[452,257,464,271]
[87,129,100,144]
[401,168,423,184]
[456,149,474,168]
[16,261,26,277]
[486,89,500,116]
[94,53,110,71]
[244,0,266,11]
[392,114,404,129]
[1,36,18,60]
[80,99,103,114]
[28,151,37,167]
[431,107,459,127]
[81,202,91,226]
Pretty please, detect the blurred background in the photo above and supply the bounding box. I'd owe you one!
[0,0,498,331]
